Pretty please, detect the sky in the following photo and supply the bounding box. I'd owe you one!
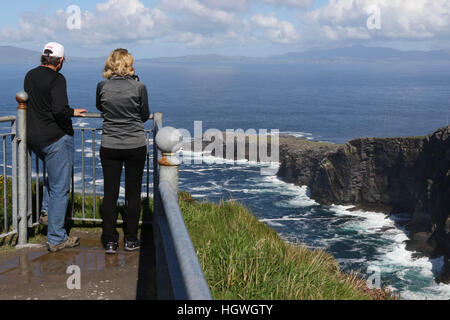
[0,0,449,59]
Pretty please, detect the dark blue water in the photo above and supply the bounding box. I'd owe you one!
[1,61,449,299]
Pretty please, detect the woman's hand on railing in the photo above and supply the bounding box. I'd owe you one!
[73,109,88,117]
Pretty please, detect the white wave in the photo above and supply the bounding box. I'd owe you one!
[260,215,307,223]
[279,131,314,139]
[265,221,285,228]
[189,186,218,192]
[88,179,104,185]
[331,205,393,233]
[72,173,82,184]
[326,205,450,300]
[74,120,90,128]
[141,192,153,198]
[181,150,280,167]
[84,139,101,145]
[75,148,100,157]
[402,282,450,300]
[258,176,318,208]
[191,194,207,198]
[253,174,450,300]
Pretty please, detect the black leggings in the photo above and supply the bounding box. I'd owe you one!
[100,146,147,243]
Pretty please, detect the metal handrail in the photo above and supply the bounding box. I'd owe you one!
[158,180,213,299]
[5,93,212,300]
[76,113,155,120]
[0,116,17,240]
[0,116,16,123]
[152,114,212,300]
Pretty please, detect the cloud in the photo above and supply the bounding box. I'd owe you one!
[73,0,171,45]
[263,0,314,8]
[161,0,238,25]
[0,0,172,45]
[302,0,450,44]
[252,13,301,44]
[197,0,252,12]
[1,0,449,52]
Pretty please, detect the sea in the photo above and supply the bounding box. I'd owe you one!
[0,60,449,300]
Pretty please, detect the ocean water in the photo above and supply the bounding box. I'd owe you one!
[1,61,450,300]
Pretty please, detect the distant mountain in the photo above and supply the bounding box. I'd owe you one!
[139,45,450,65]
[1,45,450,65]
[0,46,41,64]
[271,45,450,63]
[0,46,104,64]
[137,54,267,65]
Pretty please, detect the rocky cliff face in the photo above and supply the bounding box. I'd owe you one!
[277,126,450,283]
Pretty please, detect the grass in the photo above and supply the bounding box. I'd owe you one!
[0,176,395,300]
[179,193,396,300]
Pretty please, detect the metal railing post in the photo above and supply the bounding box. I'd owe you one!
[154,126,212,300]
[11,119,18,233]
[16,91,28,246]
[152,113,173,299]
[153,112,163,209]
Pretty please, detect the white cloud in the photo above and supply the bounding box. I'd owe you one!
[198,0,252,12]
[161,0,238,25]
[303,0,450,43]
[0,0,172,45]
[263,0,314,8]
[252,13,301,44]
[78,0,171,44]
[1,0,450,52]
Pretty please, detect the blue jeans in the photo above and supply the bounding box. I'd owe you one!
[33,135,74,245]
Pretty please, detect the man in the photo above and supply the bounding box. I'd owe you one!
[24,42,87,252]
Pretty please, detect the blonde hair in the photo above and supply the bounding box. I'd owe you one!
[103,48,135,79]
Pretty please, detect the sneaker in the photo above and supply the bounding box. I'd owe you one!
[39,212,48,226]
[47,236,80,253]
[124,239,140,252]
[104,241,119,255]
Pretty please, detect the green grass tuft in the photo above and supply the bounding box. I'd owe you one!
[180,193,394,300]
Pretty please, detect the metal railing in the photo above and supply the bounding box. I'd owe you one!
[153,114,213,300]
[0,92,212,300]
[0,116,17,240]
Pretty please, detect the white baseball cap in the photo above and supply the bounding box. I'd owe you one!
[42,42,65,58]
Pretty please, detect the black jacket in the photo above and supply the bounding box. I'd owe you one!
[24,66,74,150]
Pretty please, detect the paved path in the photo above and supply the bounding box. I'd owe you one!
[0,228,156,300]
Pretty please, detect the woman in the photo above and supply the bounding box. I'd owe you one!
[96,49,150,254]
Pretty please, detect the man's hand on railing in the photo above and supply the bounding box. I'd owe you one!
[73,109,88,117]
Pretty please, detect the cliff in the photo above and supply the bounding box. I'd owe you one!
[183,127,450,283]
[277,126,450,283]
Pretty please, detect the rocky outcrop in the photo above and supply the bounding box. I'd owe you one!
[277,126,450,283]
